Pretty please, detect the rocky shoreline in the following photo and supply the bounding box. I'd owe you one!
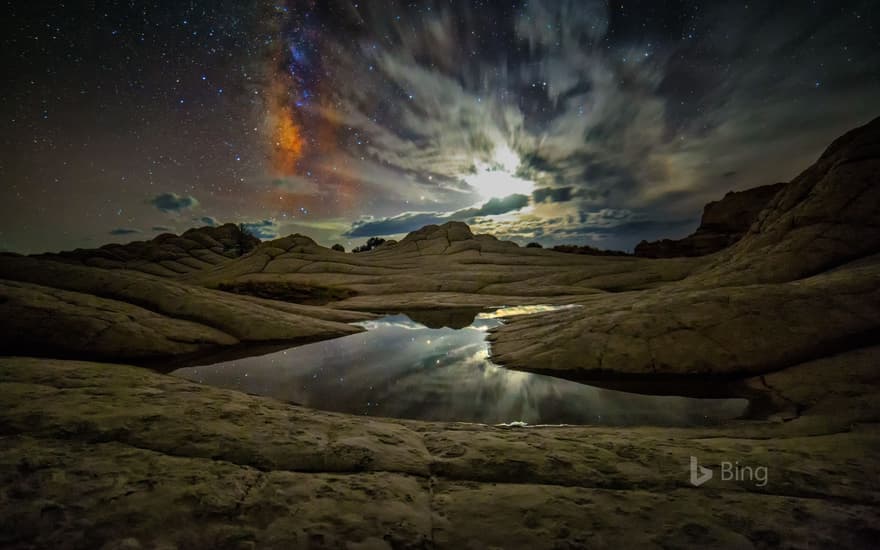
[2,357,879,549]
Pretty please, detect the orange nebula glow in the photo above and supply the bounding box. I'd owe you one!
[271,105,305,175]
[261,20,361,214]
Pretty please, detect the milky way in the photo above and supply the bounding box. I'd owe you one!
[2,1,878,252]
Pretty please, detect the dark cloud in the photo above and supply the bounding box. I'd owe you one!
[346,213,448,239]
[151,226,173,232]
[345,194,530,238]
[565,219,698,237]
[533,188,574,204]
[150,193,199,213]
[456,195,530,218]
[109,228,141,236]
[241,219,279,240]
[196,216,219,227]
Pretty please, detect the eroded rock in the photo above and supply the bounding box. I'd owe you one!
[697,116,880,285]
[635,182,785,258]
[0,256,368,361]
[1,357,878,549]
[36,223,260,277]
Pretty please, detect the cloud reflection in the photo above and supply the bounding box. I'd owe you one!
[173,308,747,426]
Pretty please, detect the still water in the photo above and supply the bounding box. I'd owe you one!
[172,306,748,426]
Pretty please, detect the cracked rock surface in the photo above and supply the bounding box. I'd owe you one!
[185,221,702,310]
[488,256,880,378]
[1,357,879,549]
[0,257,370,362]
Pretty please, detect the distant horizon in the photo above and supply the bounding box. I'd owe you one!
[17,218,664,256]
[5,115,867,257]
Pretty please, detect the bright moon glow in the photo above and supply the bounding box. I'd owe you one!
[465,144,536,200]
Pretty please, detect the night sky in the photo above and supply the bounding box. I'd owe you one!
[3,0,879,253]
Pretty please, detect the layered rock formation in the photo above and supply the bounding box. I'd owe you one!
[634,182,785,258]
[697,117,880,284]
[0,256,370,362]
[1,356,878,549]
[190,221,702,311]
[36,223,259,277]
[490,116,880,380]
[0,221,700,361]
[489,257,880,378]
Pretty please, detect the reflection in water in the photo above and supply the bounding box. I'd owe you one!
[172,306,748,426]
[399,307,485,329]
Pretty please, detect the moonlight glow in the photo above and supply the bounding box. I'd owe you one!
[465,145,536,200]
[2,1,878,253]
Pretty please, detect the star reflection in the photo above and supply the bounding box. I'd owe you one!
[172,306,747,426]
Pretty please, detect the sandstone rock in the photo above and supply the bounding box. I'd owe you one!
[0,256,368,361]
[635,182,785,258]
[489,256,880,378]
[697,116,880,284]
[741,345,880,428]
[36,223,259,277]
[190,220,703,304]
[0,280,237,360]
[1,357,878,549]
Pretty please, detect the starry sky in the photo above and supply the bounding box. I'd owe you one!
[2,0,879,253]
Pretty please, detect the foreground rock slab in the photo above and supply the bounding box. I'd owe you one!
[489,257,880,378]
[0,257,371,362]
[1,357,878,549]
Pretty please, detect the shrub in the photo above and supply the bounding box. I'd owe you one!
[352,237,386,253]
[551,244,630,256]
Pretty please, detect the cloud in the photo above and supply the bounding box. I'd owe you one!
[566,219,697,238]
[150,192,199,213]
[346,212,448,238]
[455,194,530,218]
[533,187,574,204]
[240,219,279,240]
[109,228,141,236]
[463,206,698,251]
[195,216,219,227]
[262,1,880,249]
[345,194,530,238]
[152,226,173,232]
